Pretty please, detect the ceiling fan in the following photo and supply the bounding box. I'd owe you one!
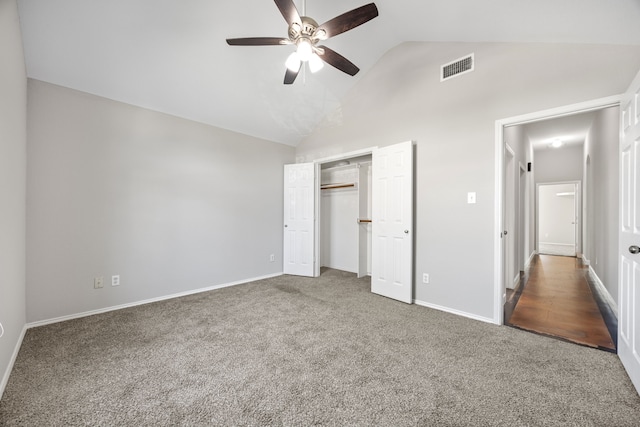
[226,0,379,84]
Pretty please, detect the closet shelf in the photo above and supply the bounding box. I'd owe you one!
[321,182,357,190]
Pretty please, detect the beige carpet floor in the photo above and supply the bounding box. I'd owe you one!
[1,269,639,426]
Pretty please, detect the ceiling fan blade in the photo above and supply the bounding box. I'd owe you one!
[284,64,301,85]
[317,46,360,76]
[274,0,301,26]
[317,3,378,39]
[226,37,289,46]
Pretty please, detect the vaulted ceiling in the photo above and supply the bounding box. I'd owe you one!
[16,0,640,146]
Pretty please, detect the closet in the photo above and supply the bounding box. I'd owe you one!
[319,155,372,278]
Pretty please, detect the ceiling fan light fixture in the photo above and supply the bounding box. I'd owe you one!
[296,39,313,62]
[315,28,327,40]
[285,52,301,71]
[309,53,324,73]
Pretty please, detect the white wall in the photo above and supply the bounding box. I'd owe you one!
[26,80,295,323]
[295,42,640,321]
[0,0,27,398]
[583,106,620,305]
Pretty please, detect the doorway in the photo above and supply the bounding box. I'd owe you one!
[494,95,621,324]
[537,182,579,257]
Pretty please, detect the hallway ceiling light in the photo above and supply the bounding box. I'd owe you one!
[549,138,564,148]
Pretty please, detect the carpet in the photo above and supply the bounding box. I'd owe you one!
[1,269,639,426]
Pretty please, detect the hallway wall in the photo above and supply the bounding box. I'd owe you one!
[583,106,620,308]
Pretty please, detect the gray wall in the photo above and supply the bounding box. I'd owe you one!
[0,0,27,397]
[26,80,294,323]
[534,145,584,184]
[295,42,640,321]
[504,125,535,271]
[583,106,620,305]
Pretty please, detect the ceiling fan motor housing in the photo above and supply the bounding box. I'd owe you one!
[288,17,325,43]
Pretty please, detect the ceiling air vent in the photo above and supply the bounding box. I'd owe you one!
[441,54,474,82]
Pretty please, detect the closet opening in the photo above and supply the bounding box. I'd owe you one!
[318,154,373,279]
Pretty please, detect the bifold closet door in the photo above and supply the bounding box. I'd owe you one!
[283,163,315,277]
[371,141,414,303]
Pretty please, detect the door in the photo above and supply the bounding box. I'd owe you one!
[618,69,640,393]
[537,183,577,257]
[371,141,414,303]
[503,145,516,290]
[283,163,315,277]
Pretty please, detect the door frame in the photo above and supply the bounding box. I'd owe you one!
[493,95,621,325]
[312,147,377,277]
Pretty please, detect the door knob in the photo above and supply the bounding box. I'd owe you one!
[503,230,508,236]
[630,245,640,254]
[404,230,409,234]
[284,224,288,228]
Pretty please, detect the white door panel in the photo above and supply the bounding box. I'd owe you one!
[619,69,640,394]
[371,141,414,303]
[283,163,315,277]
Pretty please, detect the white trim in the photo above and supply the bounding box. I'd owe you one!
[313,147,378,165]
[494,95,622,325]
[589,266,619,318]
[581,253,591,266]
[414,299,497,325]
[27,272,283,329]
[0,325,27,400]
[538,242,576,247]
[526,251,536,269]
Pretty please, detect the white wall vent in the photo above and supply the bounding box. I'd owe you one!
[441,53,474,81]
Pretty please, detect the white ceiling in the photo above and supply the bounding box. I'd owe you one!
[521,111,600,151]
[16,0,640,146]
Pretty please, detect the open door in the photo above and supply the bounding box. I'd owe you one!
[618,69,640,393]
[371,141,414,303]
[283,163,315,277]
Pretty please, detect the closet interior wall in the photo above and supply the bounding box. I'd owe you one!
[320,158,372,276]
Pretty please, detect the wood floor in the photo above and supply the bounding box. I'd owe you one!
[506,254,615,351]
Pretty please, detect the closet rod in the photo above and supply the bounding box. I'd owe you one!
[357,219,372,223]
[320,183,356,190]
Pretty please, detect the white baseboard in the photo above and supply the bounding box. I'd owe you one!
[526,251,536,269]
[588,266,618,317]
[414,299,497,325]
[27,272,284,329]
[1,325,27,401]
[581,254,591,266]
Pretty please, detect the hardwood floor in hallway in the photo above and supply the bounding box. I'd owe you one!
[506,254,615,351]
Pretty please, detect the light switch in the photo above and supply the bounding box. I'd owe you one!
[467,192,476,204]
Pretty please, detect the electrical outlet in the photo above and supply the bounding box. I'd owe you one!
[467,192,476,204]
[422,273,430,284]
[111,275,120,286]
[94,277,104,289]
[269,254,275,262]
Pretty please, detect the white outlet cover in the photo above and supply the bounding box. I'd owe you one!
[467,192,476,204]
[112,275,120,286]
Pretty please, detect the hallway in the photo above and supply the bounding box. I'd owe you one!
[506,254,615,351]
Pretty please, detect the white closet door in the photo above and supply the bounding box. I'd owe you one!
[283,163,315,277]
[371,141,414,303]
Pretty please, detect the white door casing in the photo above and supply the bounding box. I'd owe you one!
[618,69,640,393]
[283,163,315,277]
[371,141,414,303]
